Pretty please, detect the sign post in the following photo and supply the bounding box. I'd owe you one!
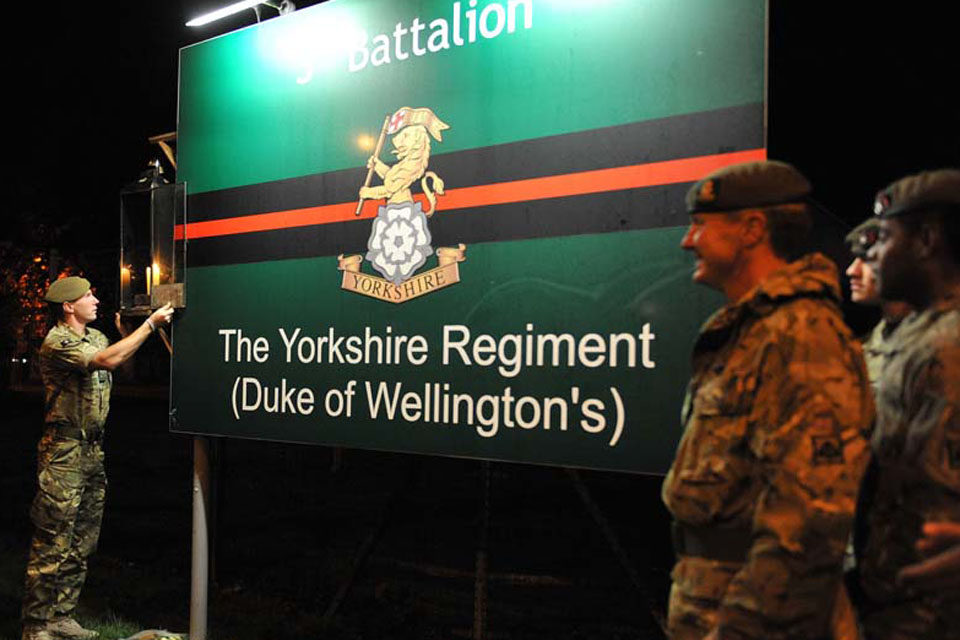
[190,437,210,640]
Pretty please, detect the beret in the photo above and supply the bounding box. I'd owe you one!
[845,218,881,257]
[874,168,960,218]
[686,160,812,214]
[44,276,91,303]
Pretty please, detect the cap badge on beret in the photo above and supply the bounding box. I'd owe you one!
[852,229,878,256]
[845,217,881,257]
[873,194,891,216]
[699,180,717,203]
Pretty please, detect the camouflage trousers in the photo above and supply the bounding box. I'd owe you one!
[22,429,106,623]
[668,555,842,640]
[667,555,740,640]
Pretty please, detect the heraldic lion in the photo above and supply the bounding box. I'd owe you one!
[359,107,448,216]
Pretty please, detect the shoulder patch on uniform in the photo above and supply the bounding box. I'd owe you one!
[811,435,844,465]
[946,438,960,470]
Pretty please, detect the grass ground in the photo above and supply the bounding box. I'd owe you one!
[1,387,672,639]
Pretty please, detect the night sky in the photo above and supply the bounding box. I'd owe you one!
[5,1,957,253]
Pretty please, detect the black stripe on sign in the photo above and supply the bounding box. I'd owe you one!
[186,103,762,223]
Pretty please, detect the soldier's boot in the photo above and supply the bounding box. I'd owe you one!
[21,624,55,640]
[45,618,99,640]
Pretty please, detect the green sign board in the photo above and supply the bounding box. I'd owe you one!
[172,0,766,473]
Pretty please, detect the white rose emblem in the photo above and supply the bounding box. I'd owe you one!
[365,203,432,285]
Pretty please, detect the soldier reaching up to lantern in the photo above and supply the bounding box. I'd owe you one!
[21,277,173,640]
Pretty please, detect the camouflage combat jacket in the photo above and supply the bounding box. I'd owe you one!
[858,294,960,633]
[39,322,111,432]
[662,253,873,639]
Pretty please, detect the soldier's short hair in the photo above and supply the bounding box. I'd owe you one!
[47,301,66,323]
[939,204,960,263]
[762,202,814,262]
[896,204,960,267]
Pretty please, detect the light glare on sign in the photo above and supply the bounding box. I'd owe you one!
[255,7,364,84]
[356,134,376,151]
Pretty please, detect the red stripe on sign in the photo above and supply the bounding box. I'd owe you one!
[175,148,766,241]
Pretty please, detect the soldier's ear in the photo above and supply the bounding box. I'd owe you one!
[739,209,767,248]
[922,211,954,262]
[914,217,939,260]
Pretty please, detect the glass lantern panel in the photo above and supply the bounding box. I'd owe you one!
[119,183,186,312]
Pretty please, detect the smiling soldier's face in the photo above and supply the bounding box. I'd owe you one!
[680,212,747,291]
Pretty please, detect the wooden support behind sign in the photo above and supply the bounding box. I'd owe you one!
[149,131,178,170]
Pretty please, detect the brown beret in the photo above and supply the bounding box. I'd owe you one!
[44,276,91,303]
[874,168,960,218]
[686,160,812,214]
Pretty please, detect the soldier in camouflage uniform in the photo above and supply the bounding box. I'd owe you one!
[662,161,873,640]
[22,277,173,640]
[856,169,960,640]
[839,219,912,639]
[845,218,912,387]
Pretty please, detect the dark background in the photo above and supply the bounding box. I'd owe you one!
[1,2,958,638]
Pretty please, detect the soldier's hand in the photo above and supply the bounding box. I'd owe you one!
[114,312,131,338]
[897,522,960,590]
[367,156,377,170]
[149,303,175,328]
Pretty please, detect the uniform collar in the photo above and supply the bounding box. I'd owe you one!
[701,253,842,334]
[57,321,89,340]
[893,285,960,336]
[927,283,960,314]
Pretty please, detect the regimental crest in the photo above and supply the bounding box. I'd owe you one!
[365,202,432,285]
[699,179,717,204]
[338,107,466,304]
[874,193,892,216]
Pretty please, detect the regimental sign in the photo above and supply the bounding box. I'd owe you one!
[172,0,766,473]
